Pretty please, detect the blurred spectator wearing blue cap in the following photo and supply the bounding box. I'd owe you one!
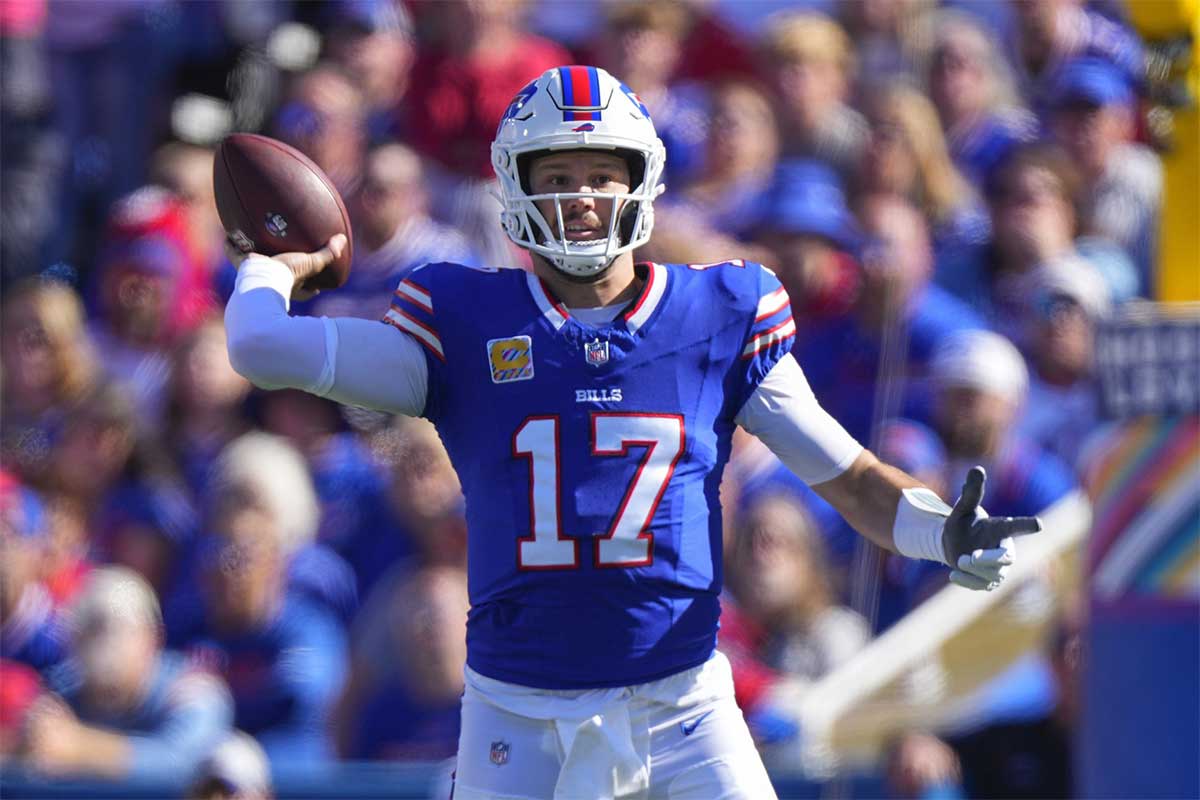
[1013,263,1112,471]
[792,192,986,447]
[21,567,233,782]
[0,474,68,676]
[926,9,1036,187]
[976,142,1136,340]
[1048,57,1162,296]
[1010,0,1144,112]
[750,158,863,323]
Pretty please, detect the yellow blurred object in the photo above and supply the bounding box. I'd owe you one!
[1129,0,1199,301]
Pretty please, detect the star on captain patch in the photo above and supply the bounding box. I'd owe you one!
[584,338,609,366]
[487,336,534,383]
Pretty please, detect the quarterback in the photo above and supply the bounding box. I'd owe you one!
[225,66,1039,799]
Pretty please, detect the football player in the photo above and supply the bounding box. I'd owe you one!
[225,65,1039,799]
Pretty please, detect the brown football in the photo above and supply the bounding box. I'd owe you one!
[213,133,352,290]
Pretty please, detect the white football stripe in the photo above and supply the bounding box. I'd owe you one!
[385,308,445,359]
[742,317,797,358]
[755,286,789,321]
[395,281,433,313]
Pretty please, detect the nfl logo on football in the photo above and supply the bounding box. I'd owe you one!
[585,338,609,366]
[489,740,510,767]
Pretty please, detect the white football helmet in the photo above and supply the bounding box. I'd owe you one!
[492,65,666,278]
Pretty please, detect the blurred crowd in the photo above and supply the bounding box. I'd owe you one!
[0,0,1176,796]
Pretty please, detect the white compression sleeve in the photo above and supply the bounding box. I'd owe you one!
[734,353,864,485]
[225,256,428,416]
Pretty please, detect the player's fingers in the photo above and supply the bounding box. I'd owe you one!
[949,570,993,591]
[952,466,986,517]
[963,545,1014,568]
[973,516,1041,548]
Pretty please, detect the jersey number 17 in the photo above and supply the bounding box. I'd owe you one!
[513,413,685,570]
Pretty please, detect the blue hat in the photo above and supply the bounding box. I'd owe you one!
[754,159,863,253]
[1050,57,1134,108]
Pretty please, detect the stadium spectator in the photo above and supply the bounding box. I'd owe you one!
[749,158,862,324]
[929,330,1076,516]
[404,0,569,181]
[323,1,415,144]
[0,278,99,483]
[309,142,479,321]
[273,62,368,198]
[1013,264,1112,471]
[403,0,571,266]
[1009,0,1143,111]
[794,193,986,446]
[334,564,468,761]
[969,143,1134,338]
[839,0,932,94]
[39,493,94,608]
[149,141,230,294]
[760,12,868,180]
[725,492,870,763]
[1047,57,1162,295]
[594,1,707,186]
[926,9,1035,185]
[0,474,68,675]
[188,731,274,800]
[90,188,205,430]
[379,417,466,568]
[253,387,401,610]
[163,319,253,498]
[171,432,348,764]
[650,80,781,265]
[22,567,233,781]
[858,81,991,288]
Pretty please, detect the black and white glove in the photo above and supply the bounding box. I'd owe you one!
[941,467,1042,590]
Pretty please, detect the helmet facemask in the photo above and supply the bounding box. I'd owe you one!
[498,148,664,279]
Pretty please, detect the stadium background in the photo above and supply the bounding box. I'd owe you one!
[0,0,1196,798]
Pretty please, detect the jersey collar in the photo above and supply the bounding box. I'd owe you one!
[525,262,668,334]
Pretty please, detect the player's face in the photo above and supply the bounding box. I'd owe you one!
[528,152,631,243]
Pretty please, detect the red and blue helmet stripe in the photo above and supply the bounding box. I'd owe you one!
[559,65,603,122]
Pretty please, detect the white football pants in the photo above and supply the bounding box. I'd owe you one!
[450,651,778,800]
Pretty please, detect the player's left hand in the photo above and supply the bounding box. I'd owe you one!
[941,466,1041,591]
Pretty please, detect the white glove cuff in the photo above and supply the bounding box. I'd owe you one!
[236,255,297,311]
[894,487,952,565]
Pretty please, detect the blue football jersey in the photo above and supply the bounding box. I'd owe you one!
[384,260,795,689]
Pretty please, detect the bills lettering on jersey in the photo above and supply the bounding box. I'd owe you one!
[575,388,623,403]
[487,336,534,383]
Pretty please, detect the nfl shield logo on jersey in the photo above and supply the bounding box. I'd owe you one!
[487,336,534,383]
[489,740,510,766]
[585,338,609,366]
